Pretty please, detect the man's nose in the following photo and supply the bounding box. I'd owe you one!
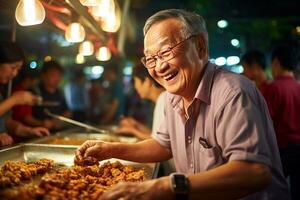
[154,59,169,73]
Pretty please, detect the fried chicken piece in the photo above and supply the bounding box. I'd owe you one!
[74,156,98,166]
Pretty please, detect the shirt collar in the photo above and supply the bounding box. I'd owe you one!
[168,61,217,108]
[194,61,216,104]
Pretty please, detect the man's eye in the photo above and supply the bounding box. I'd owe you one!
[160,49,171,57]
[146,57,155,63]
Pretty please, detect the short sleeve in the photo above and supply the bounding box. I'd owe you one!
[152,97,171,150]
[215,90,272,167]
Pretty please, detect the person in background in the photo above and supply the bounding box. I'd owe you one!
[65,70,88,122]
[263,40,300,200]
[12,67,40,123]
[23,60,72,131]
[99,65,124,124]
[87,79,103,124]
[241,50,271,95]
[0,42,49,146]
[76,9,289,200]
[115,60,165,140]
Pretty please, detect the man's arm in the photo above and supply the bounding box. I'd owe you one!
[111,139,172,162]
[5,118,50,137]
[98,160,271,200]
[75,138,172,164]
[186,160,271,200]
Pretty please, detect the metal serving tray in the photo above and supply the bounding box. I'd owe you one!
[28,132,139,145]
[0,144,158,179]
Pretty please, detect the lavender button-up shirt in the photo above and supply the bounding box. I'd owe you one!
[153,62,289,200]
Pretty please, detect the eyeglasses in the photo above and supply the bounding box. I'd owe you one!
[141,35,195,69]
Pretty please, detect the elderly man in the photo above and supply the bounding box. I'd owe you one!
[75,9,289,200]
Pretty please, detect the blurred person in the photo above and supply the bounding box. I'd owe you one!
[99,65,124,124]
[76,9,289,200]
[65,70,88,122]
[24,61,72,131]
[263,40,300,200]
[115,61,165,140]
[87,79,103,123]
[241,50,271,95]
[0,42,49,146]
[12,67,40,123]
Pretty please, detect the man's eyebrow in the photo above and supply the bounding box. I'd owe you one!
[144,37,171,55]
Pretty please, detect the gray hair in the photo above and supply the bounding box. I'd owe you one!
[143,9,209,45]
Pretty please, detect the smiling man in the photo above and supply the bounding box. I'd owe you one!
[75,9,290,200]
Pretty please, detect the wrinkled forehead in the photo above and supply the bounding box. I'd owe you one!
[143,18,185,55]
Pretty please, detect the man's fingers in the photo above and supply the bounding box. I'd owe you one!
[84,145,100,157]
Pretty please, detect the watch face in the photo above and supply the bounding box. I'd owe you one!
[174,174,187,189]
[172,173,189,194]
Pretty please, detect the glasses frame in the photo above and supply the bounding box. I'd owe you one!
[141,35,195,69]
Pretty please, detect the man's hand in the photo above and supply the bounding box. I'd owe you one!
[74,140,114,165]
[119,117,139,128]
[99,178,172,200]
[43,119,63,130]
[11,91,41,105]
[27,127,50,137]
[0,133,13,146]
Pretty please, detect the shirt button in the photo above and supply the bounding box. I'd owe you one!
[190,164,193,168]
[187,136,191,139]
[188,140,192,144]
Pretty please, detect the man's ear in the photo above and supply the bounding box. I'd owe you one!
[195,33,208,58]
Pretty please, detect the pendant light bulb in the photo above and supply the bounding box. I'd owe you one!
[65,22,86,43]
[79,41,94,56]
[96,46,111,61]
[15,0,46,26]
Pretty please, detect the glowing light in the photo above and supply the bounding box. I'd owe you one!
[76,54,85,64]
[65,22,85,43]
[123,66,132,76]
[100,0,121,32]
[226,56,240,66]
[217,20,228,28]
[210,58,216,64]
[79,41,94,56]
[15,0,45,26]
[91,0,114,18]
[96,46,112,61]
[231,65,244,74]
[30,61,37,69]
[231,39,240,47]
[296,26,300,35]
[44,56,52,62]
[215,57,226,66]
[91,65,104,78]
[80,0,103,6]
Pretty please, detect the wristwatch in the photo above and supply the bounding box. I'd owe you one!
[170,173,190,200]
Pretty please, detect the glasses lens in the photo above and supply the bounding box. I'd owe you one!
[143,57,155,68]
[159,49,173,62]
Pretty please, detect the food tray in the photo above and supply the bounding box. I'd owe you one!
[0,144,158,179]
[28,132,139,145]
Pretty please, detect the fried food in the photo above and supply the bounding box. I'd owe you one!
[74,156,99,166]
[0,159,54,188]
[0,160,145,200]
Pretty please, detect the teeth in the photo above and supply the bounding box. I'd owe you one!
[164,72,176,80]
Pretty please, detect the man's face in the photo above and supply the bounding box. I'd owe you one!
[42,69,62,89]
[0,61,23,84]
[143,18,205,99]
